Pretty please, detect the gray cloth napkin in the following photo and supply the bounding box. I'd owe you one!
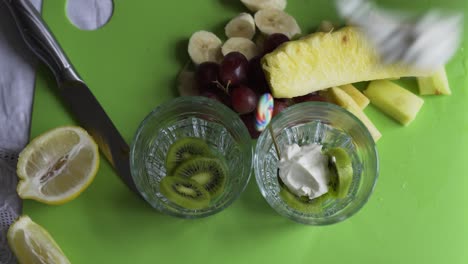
[0,0,42,263]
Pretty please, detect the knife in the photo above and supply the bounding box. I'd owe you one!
[3,0,139,195]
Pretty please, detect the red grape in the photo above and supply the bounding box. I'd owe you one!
[293,93,327,104]
[264,33,290,54]
[201,88,231,107]
[273,100,289,117]
[200,90,221,102]
[248,56,269,94]
[195,62,220,92]
[231,85,258,114]
[240,113,261,139]
[219,52,248,87]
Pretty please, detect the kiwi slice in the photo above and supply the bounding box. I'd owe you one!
[279,187,329,214]
[173,157,227,199]
[165,137,212,174]
[160,176,210,209]
[326,147,353,199]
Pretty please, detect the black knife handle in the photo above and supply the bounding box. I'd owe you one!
[3,0,81,83]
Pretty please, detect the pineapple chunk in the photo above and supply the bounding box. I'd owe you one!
[262,27,432,98]
[364,80,424,126]
[417,67,451,95]
[339,84,370,109]
[329,87,382,142]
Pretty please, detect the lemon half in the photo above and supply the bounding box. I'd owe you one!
[7,215,71,264]
[17,126,99,205]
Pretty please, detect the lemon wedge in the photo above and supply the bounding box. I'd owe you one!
[7,215,71,264]
[16,126,99,205]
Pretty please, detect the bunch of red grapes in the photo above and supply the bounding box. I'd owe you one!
[195,33,327,138]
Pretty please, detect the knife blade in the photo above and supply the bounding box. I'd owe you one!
[4,0,139,195]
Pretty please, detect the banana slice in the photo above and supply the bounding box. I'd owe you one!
[177,70,199,96]
[225,13,256,39]
[222,37,260,60]
[188,31,223,64]
[254,9,301,38]
[241,0,286,12]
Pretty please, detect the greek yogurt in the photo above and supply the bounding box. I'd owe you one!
[278,143,330,199]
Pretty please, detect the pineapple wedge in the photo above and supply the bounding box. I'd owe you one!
[364,80,424,126]
[262,27,432,98]
[339,84,370,109]
[417,67,451,95]
[329,87,382,142]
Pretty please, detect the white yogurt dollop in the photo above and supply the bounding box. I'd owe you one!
[278,143,330,199]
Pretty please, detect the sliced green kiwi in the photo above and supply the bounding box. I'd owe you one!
[279,187,329,214]
[173,157,227,199]
[325,147,353,199]
[159,176,210,209]
[165,137,212,174]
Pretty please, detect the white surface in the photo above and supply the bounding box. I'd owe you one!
[278,143,330,199]
[66,0,114,31]
[0,0,42,152]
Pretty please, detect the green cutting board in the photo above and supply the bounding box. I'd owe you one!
[25,0,468,263]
